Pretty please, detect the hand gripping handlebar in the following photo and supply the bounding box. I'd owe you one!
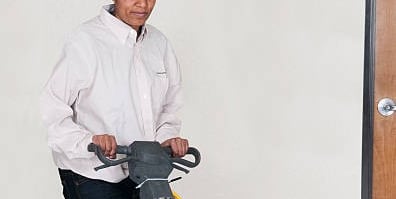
[87,142,201,173]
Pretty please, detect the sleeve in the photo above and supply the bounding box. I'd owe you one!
[155,40,183,143]
[40,40,94,159]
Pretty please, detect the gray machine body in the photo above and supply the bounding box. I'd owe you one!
[88,141,200,199]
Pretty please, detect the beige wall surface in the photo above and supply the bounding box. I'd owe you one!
[0,0,364,198]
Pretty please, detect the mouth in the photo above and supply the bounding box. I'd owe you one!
[131,12,148,18]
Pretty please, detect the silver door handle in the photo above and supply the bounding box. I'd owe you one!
[378,98,396,116]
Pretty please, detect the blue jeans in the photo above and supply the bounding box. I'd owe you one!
[58,169,140,199]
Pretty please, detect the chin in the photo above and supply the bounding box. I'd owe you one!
[129,20,145,26]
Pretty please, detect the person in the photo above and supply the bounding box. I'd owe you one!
[40,1,189,198]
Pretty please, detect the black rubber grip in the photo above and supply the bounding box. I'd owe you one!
[162,147,201,168]
[87,143,136,171]
[172,147,201,168]
[116,145,130,155]
[87,143,130,155]
[87,143,96,152]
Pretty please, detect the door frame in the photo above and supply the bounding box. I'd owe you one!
[362,0,376,198]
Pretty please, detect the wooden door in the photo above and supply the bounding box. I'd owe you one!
[373,0,396,198]
[363,0,396,198]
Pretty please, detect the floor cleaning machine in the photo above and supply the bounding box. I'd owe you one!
[88,141,201,199]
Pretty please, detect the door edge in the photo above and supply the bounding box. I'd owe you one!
[362,0,376,198]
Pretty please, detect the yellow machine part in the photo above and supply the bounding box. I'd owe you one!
[172,191,182,199]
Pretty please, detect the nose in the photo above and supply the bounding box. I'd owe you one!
[135,0,148,8]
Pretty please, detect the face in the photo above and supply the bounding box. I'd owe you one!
[113,0,156,31]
